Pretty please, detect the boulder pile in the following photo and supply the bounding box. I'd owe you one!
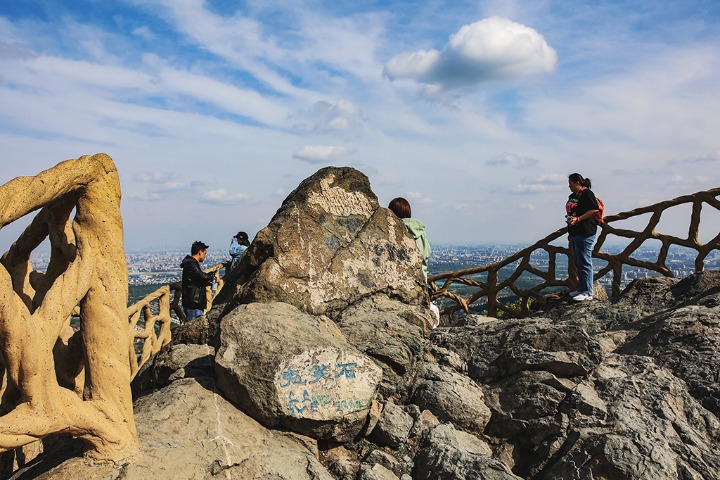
[12,167,720,479]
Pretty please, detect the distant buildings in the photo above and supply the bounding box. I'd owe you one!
[28,244,713,290]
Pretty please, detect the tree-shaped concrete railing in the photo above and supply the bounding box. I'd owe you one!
[0,155,138,463]
[429,187,720,320]
[128,285,173,379]
[128,264,223,379]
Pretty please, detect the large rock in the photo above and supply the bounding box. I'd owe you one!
[540,354,720,480]
[481,369,575,473]
[215,302,382,442]
[619,301,720,416]
[335,294,430,399]
[10,377,334,479]
[430,317,604,383]
[413,423,522,480]
[216,167,428,318]
[410,363,491,432]
[538,272,720,336]
[536,276,681,334]
[370,401,415,448]
[131,343,214,397]
[479,352,720,479]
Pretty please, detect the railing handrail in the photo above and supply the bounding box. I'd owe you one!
[127,262,226,378]
[429,187,720,320]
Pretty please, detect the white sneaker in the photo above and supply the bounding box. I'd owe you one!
[573,293,593,302]
[568,290,580,297]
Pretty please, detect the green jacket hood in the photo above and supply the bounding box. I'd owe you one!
[401,218,431,282]
[402,218,426,239]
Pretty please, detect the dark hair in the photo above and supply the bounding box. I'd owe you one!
[568,173,592,189]
[191,241,209,255]
[388,197,412,219]
[234,231,250,246]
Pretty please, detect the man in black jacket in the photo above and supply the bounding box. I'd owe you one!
[180,241,219,321]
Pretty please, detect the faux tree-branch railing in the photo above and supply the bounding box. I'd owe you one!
[429,187,720,321]
[0,154,138,463]
[128,263,224,379]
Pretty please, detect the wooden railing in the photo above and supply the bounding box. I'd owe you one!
[127,263,224,379]
[429,187,720,321]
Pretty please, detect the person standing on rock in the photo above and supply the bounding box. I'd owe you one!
[565,173,600,302]
[229,231,250,270]
[388,197,440,326]
[181,240,219,321]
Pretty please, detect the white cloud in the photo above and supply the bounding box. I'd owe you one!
[486,152,539,168]
[385,17,557,89]
[2,1,720,251]
[384,50,441,78]
[664,175,714,189]
[0,40,35,61]
[668,151,720,165]
[132,26,155,41]
[157,67,292,127]
[407,190,433,204]
[139,0,314,98]
[126,191,163,201]
[293,99,364,134]
[453,201,486,213]
[134,171,178,182]
[150,181,185,193]
[512,174,565,193]
[199,189,250,205]
[293,145,357,163]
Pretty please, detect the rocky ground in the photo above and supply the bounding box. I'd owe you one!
[8,167,720,480]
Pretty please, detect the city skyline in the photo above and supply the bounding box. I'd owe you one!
[29,242,713,293]
[1,1,719,250]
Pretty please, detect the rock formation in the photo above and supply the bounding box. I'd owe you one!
[5,165,720,479]
[217,167,429,320]
[0,155,138,469]
[215,301,383,441]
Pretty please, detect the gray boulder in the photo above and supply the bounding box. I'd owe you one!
[540,354,720,480]
[215,302,382,442]
[414,424,521,480]
[13,377,334,479]
[357,463,400,480]
[538,272,720,336]
[431,317,604,382]
[619,302,720,416]
[216,166,428,319]
[171,314,209,345]
[410,363,491,432]
[131,343,214,397]
[363,449,406,478]
[537,276,680,333]
[423,424,492,458]
[336,294,430,399]
[370,401,415,449]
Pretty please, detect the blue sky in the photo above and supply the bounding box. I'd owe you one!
[1,0,719,251]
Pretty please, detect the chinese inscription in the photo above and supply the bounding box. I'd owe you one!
[275,349,381,420]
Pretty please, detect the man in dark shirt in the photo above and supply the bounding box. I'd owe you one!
[180,241,219,321]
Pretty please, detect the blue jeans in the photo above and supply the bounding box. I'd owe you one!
[184,308,204,322]
[570,234,596,296]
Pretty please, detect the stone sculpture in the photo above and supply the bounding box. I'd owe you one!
[0,154,138,464]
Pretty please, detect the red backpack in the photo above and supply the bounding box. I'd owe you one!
[594,197,605,224]
[580,188,605,224]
